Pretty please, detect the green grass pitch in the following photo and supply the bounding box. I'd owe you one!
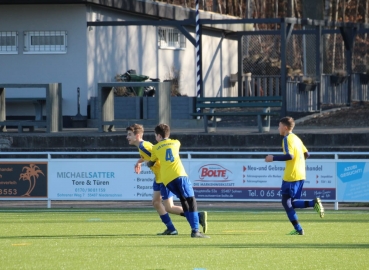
[0,208,368,270]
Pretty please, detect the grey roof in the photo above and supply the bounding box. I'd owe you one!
[0,0,251,32]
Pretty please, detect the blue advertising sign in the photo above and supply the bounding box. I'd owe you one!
[337,162,369,201]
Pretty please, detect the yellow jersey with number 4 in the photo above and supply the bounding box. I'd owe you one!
[150,139,187,186]
[138,141,161,183]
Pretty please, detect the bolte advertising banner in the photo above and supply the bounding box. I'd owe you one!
[188,159,336,200]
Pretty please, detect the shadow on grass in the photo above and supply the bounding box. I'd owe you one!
[0,234,157,240]
[170,243,369,249]
[3,234,369,250]
[0,220,160,224]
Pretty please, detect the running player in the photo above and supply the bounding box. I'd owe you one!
[147,123,209,238]
[265,116,325,235]
[126,124,207,235]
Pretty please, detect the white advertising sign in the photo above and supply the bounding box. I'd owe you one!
[48,160,154,200]
[48,159,337,201]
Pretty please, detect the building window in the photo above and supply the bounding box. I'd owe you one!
[158,27,186,49]
[0,31,18,54]
[24,31,67,54]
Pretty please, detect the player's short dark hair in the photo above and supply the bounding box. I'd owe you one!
[155,123,170,138]
[126,123,144,135]
[279,116,295,130]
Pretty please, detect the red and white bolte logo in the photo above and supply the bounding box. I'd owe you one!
[196,164,233,182]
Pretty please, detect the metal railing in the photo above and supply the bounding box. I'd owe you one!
[237,74,369,112]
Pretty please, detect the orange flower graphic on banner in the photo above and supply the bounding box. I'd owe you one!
[19,164,45,196]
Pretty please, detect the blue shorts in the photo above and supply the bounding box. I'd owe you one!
[166,176,195,199]
[152,181,174,200]
[281,180,305,200]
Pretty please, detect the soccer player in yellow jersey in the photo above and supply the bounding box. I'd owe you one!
[126,124,207,235]
[147,123,210,238]
[265,117,325,235]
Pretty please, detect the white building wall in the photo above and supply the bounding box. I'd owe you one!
[157,39,195,96]
[87,7,159,99]
[201,31,238,98]
[87,6,238,102]
[0,4,238,123]
[156,30,238,98]
[0,5,87,117]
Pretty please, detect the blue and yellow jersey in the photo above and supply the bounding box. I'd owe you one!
[138,141,161,183]
[282,133,308,181]
[150,139,187,186]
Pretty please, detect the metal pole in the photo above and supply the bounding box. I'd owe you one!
[280,21,287,116]
[195,0,201,119]
[77,87,82,117]
[303,26,307,76]
[316,25,323,112]
[346,49,353,106]
[238,36,243,96]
